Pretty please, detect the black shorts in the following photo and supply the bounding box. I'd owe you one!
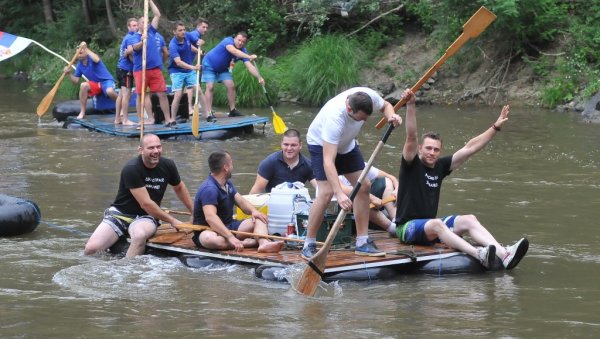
[116,67,133,89]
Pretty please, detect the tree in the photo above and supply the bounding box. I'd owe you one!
[42,0,54,23]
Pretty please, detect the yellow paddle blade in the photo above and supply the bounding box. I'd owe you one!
[272,111,287,134]
[192,105,200,138]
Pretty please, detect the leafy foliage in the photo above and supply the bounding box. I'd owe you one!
[286,35,366,106]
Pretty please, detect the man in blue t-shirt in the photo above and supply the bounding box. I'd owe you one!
[395,90,528,270]
[192,151,283,253]
[249,128,316,194]
[65,42,117,120]
[168,21,209,124]
[201,31,264,117]
[115,17,138,125]
[187,18,208,51]
[131,0,171,126]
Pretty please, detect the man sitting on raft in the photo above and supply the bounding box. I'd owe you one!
[192,151,283,253]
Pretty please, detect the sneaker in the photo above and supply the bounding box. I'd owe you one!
[477,244,496,268]
[355,238,386,257]
[301,243,318,260]
[502,238,529,269]
[206,115,216,123]
[228,108,244,117]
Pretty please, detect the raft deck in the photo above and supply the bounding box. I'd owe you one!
[147,225,461,274]
[67,114,269,139]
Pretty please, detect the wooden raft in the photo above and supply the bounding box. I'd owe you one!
[147,224,460,274]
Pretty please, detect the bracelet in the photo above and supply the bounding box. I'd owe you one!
[492,124,501,132]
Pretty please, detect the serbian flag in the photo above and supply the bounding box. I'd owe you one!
[0,31,32,62]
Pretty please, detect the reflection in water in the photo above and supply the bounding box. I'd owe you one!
[1,79,600,336]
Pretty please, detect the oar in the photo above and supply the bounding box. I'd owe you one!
[369,195,396,209]
[374,6,497,129]
[191,47,202,138]
[175,223,324,245]
[139,0,149,139]
[252,61,287,134]
[36,45,83,117]
[293,124,396,296]
[148,232,187,244]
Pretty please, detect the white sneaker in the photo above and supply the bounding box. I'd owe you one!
[502,238,529,269]
[477,244,496,269]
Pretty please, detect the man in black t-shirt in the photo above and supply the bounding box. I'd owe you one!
[395,90,528,270]
[84,134,193,257]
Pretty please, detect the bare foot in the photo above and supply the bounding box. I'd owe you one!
[76,112,85,119]
[257,241,284,253]
[114,119,122,124]
[122,120,137,126]
[144,119,155,124]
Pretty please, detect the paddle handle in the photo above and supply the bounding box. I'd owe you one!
[139,0,149,138]
[252,61,275,108]
[374,6,496,129]
[175,223,324,245]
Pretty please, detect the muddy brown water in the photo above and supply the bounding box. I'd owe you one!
[1,79,599,337]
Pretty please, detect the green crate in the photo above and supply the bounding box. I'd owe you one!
[296,213,354,245]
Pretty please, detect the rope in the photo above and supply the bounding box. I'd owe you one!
[41,220,91,237]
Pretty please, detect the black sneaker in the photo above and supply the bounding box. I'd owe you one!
[228,108,244,117]
[301,243,318,260]
[206,115,217,123]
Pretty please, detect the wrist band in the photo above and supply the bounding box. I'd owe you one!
[492,124,501,132]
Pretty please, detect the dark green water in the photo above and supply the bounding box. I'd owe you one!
[1,79,599,337]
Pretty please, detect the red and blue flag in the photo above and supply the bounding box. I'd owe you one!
[0,31,32,62]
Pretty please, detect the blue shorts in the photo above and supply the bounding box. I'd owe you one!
[100,80,116,96]
[308,144,365,181]
[397,215,457,245]
[170,71,198,91]
[201,62,233,83]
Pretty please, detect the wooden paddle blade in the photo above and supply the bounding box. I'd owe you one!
[463,6,497,38]
[192,105,200,138]
[36,77,63,116]
[272,110,287,134]
[293,263,323,296]
[36,46,82,117]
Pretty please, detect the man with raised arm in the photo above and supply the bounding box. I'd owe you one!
[131,0,172,126]
[395,89,528,269]
[84,134,193,257]
[65,42,118,120]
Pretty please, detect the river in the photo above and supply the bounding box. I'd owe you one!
[1,79,599,337]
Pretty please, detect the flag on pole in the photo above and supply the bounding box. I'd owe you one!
[0,31,33,62]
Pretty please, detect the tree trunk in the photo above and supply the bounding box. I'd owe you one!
[42,0,54,23]
[105,0,118,38]
[82,0,92,25]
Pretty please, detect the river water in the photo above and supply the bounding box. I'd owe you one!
[1,79,599,337]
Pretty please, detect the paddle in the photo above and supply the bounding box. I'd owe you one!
[175,223,324,245]
[36,44,83,117]
[293,124,397,296]
[252,61,287,134]
[148,232,187,244]
[374,6,497,129]
[139,0,149,139]
[191,47,201,138]
[369,195,396,209]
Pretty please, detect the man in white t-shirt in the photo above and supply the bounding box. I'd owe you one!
[301,87,402,258]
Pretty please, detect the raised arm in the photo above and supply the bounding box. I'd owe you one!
[150,0,160,29]
[450,105,510,171]
[401,89,418,162]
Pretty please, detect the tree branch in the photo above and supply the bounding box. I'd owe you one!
[345,4,404,37]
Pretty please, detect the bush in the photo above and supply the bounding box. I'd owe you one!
[286,35,366,106]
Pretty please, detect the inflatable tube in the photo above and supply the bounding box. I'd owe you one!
[179,255,231,268]
[255,265,401,283]
[52,100,111,122]
[415,253,504,275]
[0,194,41,236]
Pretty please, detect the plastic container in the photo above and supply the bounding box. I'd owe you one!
[235,194,270,220]
[267,182,312,235]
